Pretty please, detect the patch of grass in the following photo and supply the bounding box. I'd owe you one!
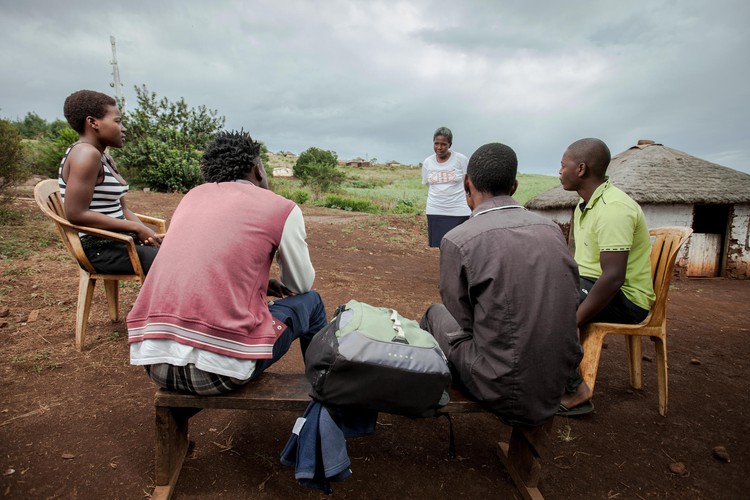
[0,205,24,225]
[11,350,59,374]
[43,254,71,262]
[514,173,560,205]
[0,238,30,259]
[3,266,36,276]
[318,195,380,214]
[388,199,419,215]
[0,208,59,260]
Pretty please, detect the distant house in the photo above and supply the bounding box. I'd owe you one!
[525,140,750,278]
[385,160,401,167]
[345,157,372,167]
[272,167,294,177]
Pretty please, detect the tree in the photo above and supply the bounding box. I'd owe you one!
[258,141,269,165]
[31,126,79,178]
[48,119,69,137]
[14,112,48,139]
[0,119,29,199]
[113,85,225,192]
[294,147,338,181]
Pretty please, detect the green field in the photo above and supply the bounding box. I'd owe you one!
[268,160,559,214]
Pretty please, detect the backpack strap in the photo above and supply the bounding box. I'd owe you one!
[389,309,409,344]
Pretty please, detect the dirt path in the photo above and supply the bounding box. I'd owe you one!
[1,191,748,499]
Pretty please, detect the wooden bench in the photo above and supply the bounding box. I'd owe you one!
[152,372,554,500]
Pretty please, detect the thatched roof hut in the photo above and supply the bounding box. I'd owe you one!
[525,140,750,279]
[526,140,750,209]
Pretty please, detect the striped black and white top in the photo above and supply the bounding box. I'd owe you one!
[58,142,128,220]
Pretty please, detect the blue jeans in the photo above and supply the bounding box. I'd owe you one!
[251,290,328,378]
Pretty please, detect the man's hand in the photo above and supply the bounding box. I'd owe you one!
[267,279,294,298]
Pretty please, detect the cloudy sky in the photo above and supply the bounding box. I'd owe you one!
[2,0,749,175]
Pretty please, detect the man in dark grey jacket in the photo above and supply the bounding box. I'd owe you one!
[420,142,582,426]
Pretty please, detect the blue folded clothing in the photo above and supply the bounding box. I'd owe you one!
[280,400,377,494]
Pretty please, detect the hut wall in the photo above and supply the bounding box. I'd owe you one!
[533,203,750,278]
[641,204,692,228]
[641,204,694,274]
[529,208,575,241]
[727,203,750,279]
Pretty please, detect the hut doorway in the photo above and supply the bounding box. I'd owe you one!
[687,204,731,277]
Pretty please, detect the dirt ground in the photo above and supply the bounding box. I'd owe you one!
[1,189,749,499]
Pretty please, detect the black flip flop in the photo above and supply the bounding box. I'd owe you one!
[557,400,595,417]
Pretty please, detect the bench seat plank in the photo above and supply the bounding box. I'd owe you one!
[155,371,485,413]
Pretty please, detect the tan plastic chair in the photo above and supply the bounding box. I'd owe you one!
[34,179,166,351]
[579,226,692,416]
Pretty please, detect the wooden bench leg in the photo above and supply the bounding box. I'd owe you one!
[151,406,201,500]
[497,418,554,500]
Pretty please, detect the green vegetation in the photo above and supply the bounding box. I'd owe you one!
[113,85,225,192]
[512,173,560,205]
[0,208,57,260]
[11,350,61,374]
[0,119,29,200]
[320,194,380,213]
[293,147,338,181]
[25,126,80,178]
[268,159,558,215]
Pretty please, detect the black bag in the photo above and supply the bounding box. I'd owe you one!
[304,300,451,417]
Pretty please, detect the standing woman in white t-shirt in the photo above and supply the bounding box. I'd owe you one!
[422,127,471,247]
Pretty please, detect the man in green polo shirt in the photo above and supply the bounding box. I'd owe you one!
[557,138,655,416]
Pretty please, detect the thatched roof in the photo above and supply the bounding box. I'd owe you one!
[525,141,750,209]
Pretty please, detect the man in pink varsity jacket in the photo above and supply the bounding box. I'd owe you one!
[127,130,327,394]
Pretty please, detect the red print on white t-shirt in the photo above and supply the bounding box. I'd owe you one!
[428,170,457,184]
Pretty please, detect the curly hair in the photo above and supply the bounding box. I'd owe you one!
[63,90,117,133]
[201,130,261,183]
[467,143,518,196]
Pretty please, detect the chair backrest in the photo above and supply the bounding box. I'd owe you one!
[33,179,99,274]
[647,226,693,325]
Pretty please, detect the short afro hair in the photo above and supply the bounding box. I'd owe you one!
[63,90,117,133]
[467,143,518,196]
[201,130,261,183]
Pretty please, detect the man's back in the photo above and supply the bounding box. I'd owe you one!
[439,195,581,425]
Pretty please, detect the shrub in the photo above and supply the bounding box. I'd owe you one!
[302,162,346,193]
[25,126,79,178]
[137,139,203,192]
[320,194,380,214]
[276,189,310,205]
[294,147,337,181]
[0,119,29,199]
[389,199,419,214]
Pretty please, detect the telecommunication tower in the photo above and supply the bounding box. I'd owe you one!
[109,36,126,112]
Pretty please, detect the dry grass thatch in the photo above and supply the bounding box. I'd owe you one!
[525,142,750,209]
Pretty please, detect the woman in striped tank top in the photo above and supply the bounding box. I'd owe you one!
[58,90,161,274]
